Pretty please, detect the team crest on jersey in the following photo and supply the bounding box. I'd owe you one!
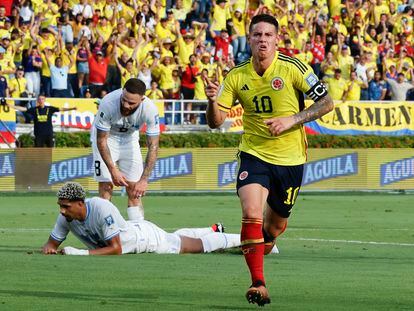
[271,77,284,91]
[104,215,114,226]
[239,171,248,180]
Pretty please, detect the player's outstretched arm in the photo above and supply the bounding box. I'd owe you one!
[265,94,334,136]
[42,236,62,255]
[62,235,122,256]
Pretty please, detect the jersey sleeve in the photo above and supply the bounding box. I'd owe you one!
[216,73,238,113]
[94,102,112,132]
[94,199,121,241]
[50,106,60,114]
[144,99,160,136]
[292,61,329,102]
[50,215,70,242]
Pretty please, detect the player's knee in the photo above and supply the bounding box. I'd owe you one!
[242,203,263,219]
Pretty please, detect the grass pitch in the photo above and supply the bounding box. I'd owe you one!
[0,194,413,310]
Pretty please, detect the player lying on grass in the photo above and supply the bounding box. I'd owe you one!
[42,182,241,255]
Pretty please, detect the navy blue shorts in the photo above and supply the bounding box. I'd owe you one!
[236,152,304,218]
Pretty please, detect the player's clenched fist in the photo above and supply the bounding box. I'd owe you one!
[264,116,296,136]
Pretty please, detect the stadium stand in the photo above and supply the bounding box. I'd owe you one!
[0,0,413,126]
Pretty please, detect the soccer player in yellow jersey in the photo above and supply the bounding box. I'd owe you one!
[204,14,334,306]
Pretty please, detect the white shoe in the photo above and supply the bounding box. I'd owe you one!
[270,245,279,254]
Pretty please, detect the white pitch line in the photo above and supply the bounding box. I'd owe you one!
[0,228,50,232]
[282,237,414,247]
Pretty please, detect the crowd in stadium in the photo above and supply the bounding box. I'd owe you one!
[0,0,413,122]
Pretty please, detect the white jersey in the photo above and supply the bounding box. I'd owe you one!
[50,197,182,254]
[93,88,160,141]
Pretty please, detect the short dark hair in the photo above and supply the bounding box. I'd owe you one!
[124,78,146,95]
[249,14,279,33]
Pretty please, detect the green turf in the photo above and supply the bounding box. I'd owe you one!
[0,194,413,310]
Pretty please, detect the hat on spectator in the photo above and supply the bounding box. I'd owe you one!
[221,28,228,33]
[341,44,348,50]
[340,8,348,14]
[235,8,243,13]
[96,50,103,56]
[1,35,10,40]
[217,0,227,3]
[202,52,210,58]
[17,65,24,71]
[332,15,340,21]
[355,11,361,17]
[167,9,173,14]
[163,38,172,44]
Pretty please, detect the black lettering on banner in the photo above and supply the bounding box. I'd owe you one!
[1,104,10,113]
[94,160,101,176]
[253,96,273,113]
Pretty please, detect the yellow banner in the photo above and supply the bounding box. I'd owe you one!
[2,148,414,192]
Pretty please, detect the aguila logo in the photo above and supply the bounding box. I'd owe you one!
[271,77,284,91]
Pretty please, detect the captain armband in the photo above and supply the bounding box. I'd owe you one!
[305,81,328,102]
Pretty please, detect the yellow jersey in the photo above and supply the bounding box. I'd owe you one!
[217,52,326,165]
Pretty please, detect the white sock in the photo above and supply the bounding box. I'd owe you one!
[174,227,213,238]
[200,233,241,253]
[127,206,144,222]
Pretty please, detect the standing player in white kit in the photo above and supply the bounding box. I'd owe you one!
[92,78,160,222]
[42,182,241,256]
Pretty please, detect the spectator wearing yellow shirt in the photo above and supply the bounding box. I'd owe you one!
[153,55,178,99]
[321,51,338,79]
[114,47,138,87]
[211,0,231,34]
[295,41,313,66]
[194,68,208,100]
[95,16,113,43]
[174,22,206,65]
[145,80,164,100]
[230,8,248,64]
[60,41,79,97]
[325,69,348,101]
[0,46,16,78]
[8,65,29,99]
[155,17,176,41]
[344,71,367,101]
[197,52,217,79]
[337,43,354,81]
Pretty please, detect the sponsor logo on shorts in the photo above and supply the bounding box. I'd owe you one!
[239,171,248,180]
[271,77,284,91]
[380,156,414,186]
[305,73,319,87]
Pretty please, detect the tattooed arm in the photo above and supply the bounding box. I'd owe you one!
[131,134,159,198]
[264,94,334,136]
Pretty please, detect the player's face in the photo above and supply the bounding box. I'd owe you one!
[57,199,85,222]
[248,22,278,60]
[120,90,143,116]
